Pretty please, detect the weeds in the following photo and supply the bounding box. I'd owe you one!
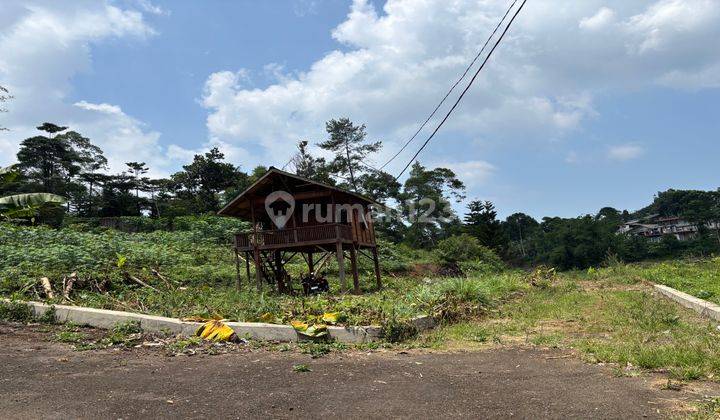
[292,364,311,372]
[37,306,56,324]
[102,321,143,345]
[422,267,720,381]
[54,330,87,343]
[166,336,203,354]
[298,341,347,358]
[0,301,33,322]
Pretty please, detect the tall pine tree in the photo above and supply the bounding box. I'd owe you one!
[464,200,507,253]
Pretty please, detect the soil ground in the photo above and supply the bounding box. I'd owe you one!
[2,323,716,419]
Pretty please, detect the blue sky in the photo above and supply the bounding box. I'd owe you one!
[1,0,719,219]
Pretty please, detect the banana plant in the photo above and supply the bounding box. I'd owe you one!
[0,165,67,220]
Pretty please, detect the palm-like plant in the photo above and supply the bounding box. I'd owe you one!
[0,165,67,220]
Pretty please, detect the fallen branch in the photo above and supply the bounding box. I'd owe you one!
[151,269,173,289]
[124,273,159,292]
[40,277,54,299]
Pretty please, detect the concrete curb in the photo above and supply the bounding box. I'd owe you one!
[654,284,720,322]
[2,299,385,343]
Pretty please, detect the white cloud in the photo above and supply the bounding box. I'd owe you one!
[167,138,251,170]
[579,7,616,31]
[0,1,180,176]
[134,0,170,16]
[67,100,169,176]
[201,0,720,173]
[438,160,496,187]
[73,101,123,115]
[608,144,645,161]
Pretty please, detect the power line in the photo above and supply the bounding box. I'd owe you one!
[379,0,519,171]
[395,0,528,180]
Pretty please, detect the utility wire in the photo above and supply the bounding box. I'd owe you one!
[379,0,519,171]
[394,0,528,180]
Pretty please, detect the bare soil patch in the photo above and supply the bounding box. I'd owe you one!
[1,323,714,419]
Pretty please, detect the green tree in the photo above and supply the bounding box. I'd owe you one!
[98,173,138,216]
[318,118,381,191]
[16,125,105,191]
[529,215,615,270]
[125,162,149,214]
[16,124,107,215]
[171,147,240,213]
[399,162,465,248]
[502,212,539,259]
[464,200,507,253]
[290,140,334,184]
[356,170,401,203]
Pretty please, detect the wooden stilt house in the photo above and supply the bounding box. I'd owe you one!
[217,167,381,293]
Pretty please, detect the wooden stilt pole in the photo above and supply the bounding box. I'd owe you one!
[336,241,346,292]
[274,250,284,293]
[254,247,262,291]
[250,197,262,291]
[372,246,382,290]
[245,251,251,286]
[350,245,360,294]
[308,252,314,274]
[235,248,241,291]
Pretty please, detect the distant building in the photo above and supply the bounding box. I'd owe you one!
[618,214,718,242]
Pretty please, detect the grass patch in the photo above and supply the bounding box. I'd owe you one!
[102,321,143,345]
[54,330,87,343]
[292,364,311,372]
[421,266,720,381]
[592,258,720,304]
[166,336,203,354]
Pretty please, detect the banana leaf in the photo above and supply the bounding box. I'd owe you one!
[0,193,67,208]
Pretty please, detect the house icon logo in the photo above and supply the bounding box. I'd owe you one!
[264,190,295,229]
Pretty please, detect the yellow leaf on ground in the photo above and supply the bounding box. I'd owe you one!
[195,320,238,342]
[291,320,309,332]
[321,312,339,324]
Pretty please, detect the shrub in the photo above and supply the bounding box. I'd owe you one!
[382,314,418,343]
[0,301,34,322]
[434,234,504,271]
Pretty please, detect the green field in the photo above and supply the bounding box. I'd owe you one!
[0,222,511,328]
[615,259,720,305]
[3,222,720,381]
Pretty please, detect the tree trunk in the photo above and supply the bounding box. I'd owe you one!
[345,141,356,191]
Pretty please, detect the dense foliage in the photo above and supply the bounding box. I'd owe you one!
[2,117,719,273]
[487,191,720,270]
[0,220,519,328]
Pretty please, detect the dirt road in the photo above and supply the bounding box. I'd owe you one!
[0,325,707,419]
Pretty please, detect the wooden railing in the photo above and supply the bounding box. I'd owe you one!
[235,224,353,249]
